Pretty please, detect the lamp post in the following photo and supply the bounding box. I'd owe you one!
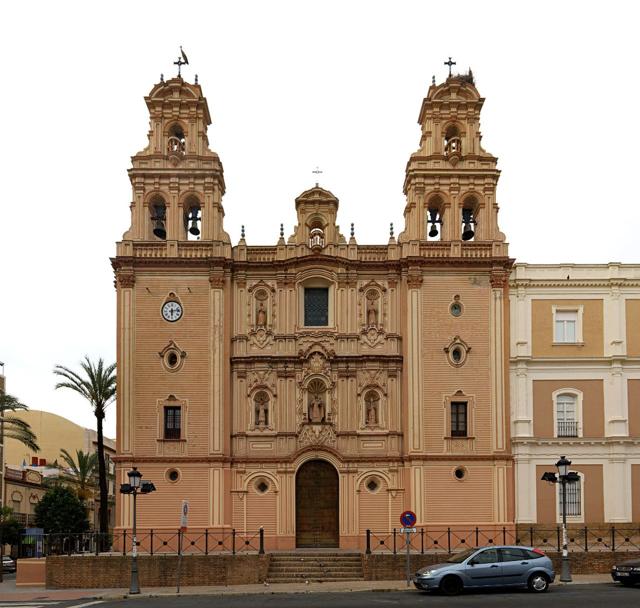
[541,456,580,583]
[120,467,156,595]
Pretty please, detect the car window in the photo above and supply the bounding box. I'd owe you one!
[524,549,544,560]
[446,549,477,563]
[500,548,528,562]
[472,548,499,564]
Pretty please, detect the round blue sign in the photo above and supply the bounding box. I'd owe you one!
[400,510,417,527]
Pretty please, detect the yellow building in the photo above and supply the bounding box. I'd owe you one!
[3,410,116,529]
[113,69,514,548]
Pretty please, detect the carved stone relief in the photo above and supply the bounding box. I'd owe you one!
[358,281,387,347]
[247,280,276,349]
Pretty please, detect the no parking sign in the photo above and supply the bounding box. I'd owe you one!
[400,510,416,528]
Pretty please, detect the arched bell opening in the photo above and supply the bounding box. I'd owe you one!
[167,123,186,155]
[183,196,202,241]
[149,195,167,240]
[443,124,462,158]
[461,195,478,241]
[295,459,339,548]
[308,217,325,250]
[426,195,444,241]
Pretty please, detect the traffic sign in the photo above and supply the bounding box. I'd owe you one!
[400,527,417,534]
[180,500,189,529]
[400,510,417,527]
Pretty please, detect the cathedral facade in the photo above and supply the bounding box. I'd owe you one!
[112,71,514,549]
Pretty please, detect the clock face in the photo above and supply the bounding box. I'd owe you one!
[162,301,183,322]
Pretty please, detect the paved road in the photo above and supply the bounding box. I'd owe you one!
[1,583,631,608]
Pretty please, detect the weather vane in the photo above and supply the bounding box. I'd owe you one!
[174,46,189,77]
[313,166,323,187]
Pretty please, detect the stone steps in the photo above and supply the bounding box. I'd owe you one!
[267,552,364,583]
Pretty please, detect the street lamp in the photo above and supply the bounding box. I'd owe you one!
[120,467,156,594]
[541,456,580,583]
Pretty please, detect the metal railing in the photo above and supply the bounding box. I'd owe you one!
[17,528,266,558]
[557,420,579,437]
[364,526,640,554]
[16,525,640,558]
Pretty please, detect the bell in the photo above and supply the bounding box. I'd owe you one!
[153,219,166,240]
[427,208,440,238]
[188,209,200,236]
[188,217,200,236]
[428,224,439,238]
[461,208,475,241]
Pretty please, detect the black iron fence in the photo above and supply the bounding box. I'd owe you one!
[18,528,265,558]
[16,525,640,558]
[365,526,640,554]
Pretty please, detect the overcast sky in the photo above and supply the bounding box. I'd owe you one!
[1,1,638,441]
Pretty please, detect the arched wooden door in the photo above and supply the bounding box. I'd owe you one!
[295,459,339,548]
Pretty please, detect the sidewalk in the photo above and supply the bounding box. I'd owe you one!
[0,574,614,602]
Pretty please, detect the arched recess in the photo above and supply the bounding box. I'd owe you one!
[356,471,391,534]
[425,193,446,241]
[295,459,339,547]
[460,193,481,241]
[146,192,169,240]
[233,471,280,536]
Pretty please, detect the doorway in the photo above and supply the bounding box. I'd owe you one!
[295,459,339,548]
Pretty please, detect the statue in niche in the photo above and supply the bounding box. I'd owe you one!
[256,301,267,327]
[254,392,269,427]
[366,291,379,327]
[365,391,379,426]
[307,378,327,423]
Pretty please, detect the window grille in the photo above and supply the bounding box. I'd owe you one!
[304,287,329,326]
[164,406,181,440]
[559,477,582,517]
[451,401,467,437]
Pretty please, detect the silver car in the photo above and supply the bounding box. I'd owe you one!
[414,545,555,595]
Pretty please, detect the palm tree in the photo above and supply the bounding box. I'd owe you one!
[59,448,98,500]
[0,392,39,451]
[53,357,115,539]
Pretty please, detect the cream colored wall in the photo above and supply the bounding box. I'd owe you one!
[627,300,640,357]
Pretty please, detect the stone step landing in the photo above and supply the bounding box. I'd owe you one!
[267,552,364,583]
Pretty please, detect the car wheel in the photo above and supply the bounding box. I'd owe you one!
[439,575,463,596]
[528,572,550,593]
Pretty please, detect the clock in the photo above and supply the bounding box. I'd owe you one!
[162,301,183,322]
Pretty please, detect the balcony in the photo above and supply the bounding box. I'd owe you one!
[557,420,579,437]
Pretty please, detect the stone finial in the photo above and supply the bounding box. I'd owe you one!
[390,222,394,237]
[160,73,164,83]
[350,223,354,238]
[280,223,284,238]
[241,225,245,239]
[195,74,199,84]
[432,75,435,85]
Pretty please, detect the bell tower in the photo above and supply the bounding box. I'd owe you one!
[401,69,507,251]
[120,76,229,248]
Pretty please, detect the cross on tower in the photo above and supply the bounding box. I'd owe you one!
[312,166,323,187]
[174,46,189,77]
[444,56,456,77]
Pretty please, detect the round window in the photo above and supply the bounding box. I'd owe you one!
[167,469,180,482]
[450,302,463,317]
[454,467,466,480]
[167,352,179,367]
[451,347,462,363]
[255,479,270,494]
[365,477,380,493]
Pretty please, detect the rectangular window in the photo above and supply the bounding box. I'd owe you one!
[304,287,329,326]
[556,395,578,437]
[559,478,582,517]
[164,406,182,440]
[451,402,467,437]
[554,310,578,343]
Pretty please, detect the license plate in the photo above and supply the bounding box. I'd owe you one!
[617,572,629,576]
